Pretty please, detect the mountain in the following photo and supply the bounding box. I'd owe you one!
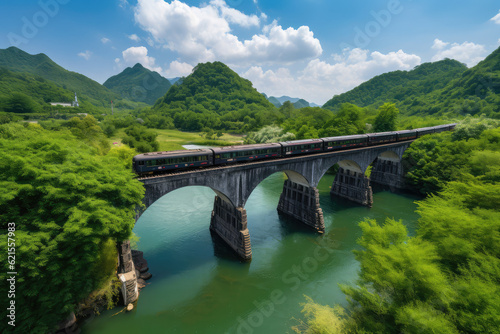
[104,63,171,105]
[293,99,310,109]
[168,77,182,85]
[0,67,76,112]
[323,58,468,111]
[0,46,119,108]
[267,96,282,107]
[153,61,279,132]
[266,95,319,108]
[275,96,301,104]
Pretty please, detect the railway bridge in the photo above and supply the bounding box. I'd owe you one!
[117,141,413,304]
[137,141,411,260]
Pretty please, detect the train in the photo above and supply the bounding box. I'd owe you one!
[133,123,456,176]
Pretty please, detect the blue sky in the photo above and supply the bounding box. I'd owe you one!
[1,0,499,104]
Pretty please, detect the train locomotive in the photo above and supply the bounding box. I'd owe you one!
[133,123,456,176]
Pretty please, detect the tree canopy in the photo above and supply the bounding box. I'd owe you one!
[0,123,144,333]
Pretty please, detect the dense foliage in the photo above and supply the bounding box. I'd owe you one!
[122,125,160,153]
[104,63,172,105]
[244,125,296,144]
[373,103,399,132]
[404,117,500,194]
[0,123,144,333]
[278,102,366,139]
[153,61,280,132]
[294,122,500,333]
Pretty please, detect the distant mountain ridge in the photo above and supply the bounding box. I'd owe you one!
[104,63,171,105]
[265,95,320,108]
[322,48,500,118]
[322,59,468,110]
[0,47,119,108]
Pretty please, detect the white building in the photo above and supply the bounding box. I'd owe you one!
[50,92,79,108]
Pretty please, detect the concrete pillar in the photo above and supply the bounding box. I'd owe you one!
[210,196,252,261]
[277,179,325,233]
[331,167,373,207]
[117,240,138,305]
[370,158,405,190]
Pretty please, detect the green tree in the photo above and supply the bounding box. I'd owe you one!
[122,125,160,153]
[0,123,144,333]
[5,92,39,113]
[373,103,399,132]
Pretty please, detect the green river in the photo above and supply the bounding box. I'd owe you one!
[82,172,421,334]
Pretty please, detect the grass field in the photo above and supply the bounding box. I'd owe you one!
[109,129,244,151]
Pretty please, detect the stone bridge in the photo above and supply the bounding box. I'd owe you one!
[134,141,412,262]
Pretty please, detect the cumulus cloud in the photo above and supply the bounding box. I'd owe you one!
[78,50,92,60]
[133,0,322,65]
[431,38,449,50]
[242,48,421,105]
[431,40,486,67]
[101,37,111,44]
[119,46,163,72]
[490,10,500,24]
[128,34,141,42]
[164,60,194,77]
[210,0,260,28]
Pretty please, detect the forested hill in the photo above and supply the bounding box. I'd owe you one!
[0,46,119,107]
[400,46,500,118]
[323,46,500,118]
[104,63,171,105]
[323,59,467,110]
[0,67,76,112]
[153,61,279,132]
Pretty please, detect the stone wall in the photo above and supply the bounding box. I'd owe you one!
[277,179,325,233]
[117,240,138,305]
[210,196,252,261]
[331,167,373,207]
[370,158,405,190]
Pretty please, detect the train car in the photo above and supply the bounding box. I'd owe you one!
[416,127,435,137]
[212,143,282,165]
[433,124,456,133]
[449,123,457,130]
[321,134,368,151]
[396,129,417,141]
[133,149,213,175]
[367,132,397,145]
[280,139,324,156]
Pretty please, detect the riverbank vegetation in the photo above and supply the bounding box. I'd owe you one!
[0,123,144,333]
[293,120,500,333]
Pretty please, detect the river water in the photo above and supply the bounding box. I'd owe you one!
[82,173,420,334]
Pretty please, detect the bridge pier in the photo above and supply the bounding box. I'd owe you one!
[117,240,139,305]
[210,196,252,261]
[330,167,373,207]
[277,179,325,233]
[370,158,405,190]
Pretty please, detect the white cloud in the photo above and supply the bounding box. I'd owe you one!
[78,50,92,60]
[242,48,421,105]
[210,0,260,28]
[128,34,141,42]
[119,0,128,9]
[431,38,448,50]
[490,10,500,24]
[101,37,111,44]
[431,40,486,67]
[119,46,163,72]
[164,60,194,77]
[133,0,321,65]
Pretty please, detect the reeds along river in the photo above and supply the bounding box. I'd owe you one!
[82,172,421,334]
